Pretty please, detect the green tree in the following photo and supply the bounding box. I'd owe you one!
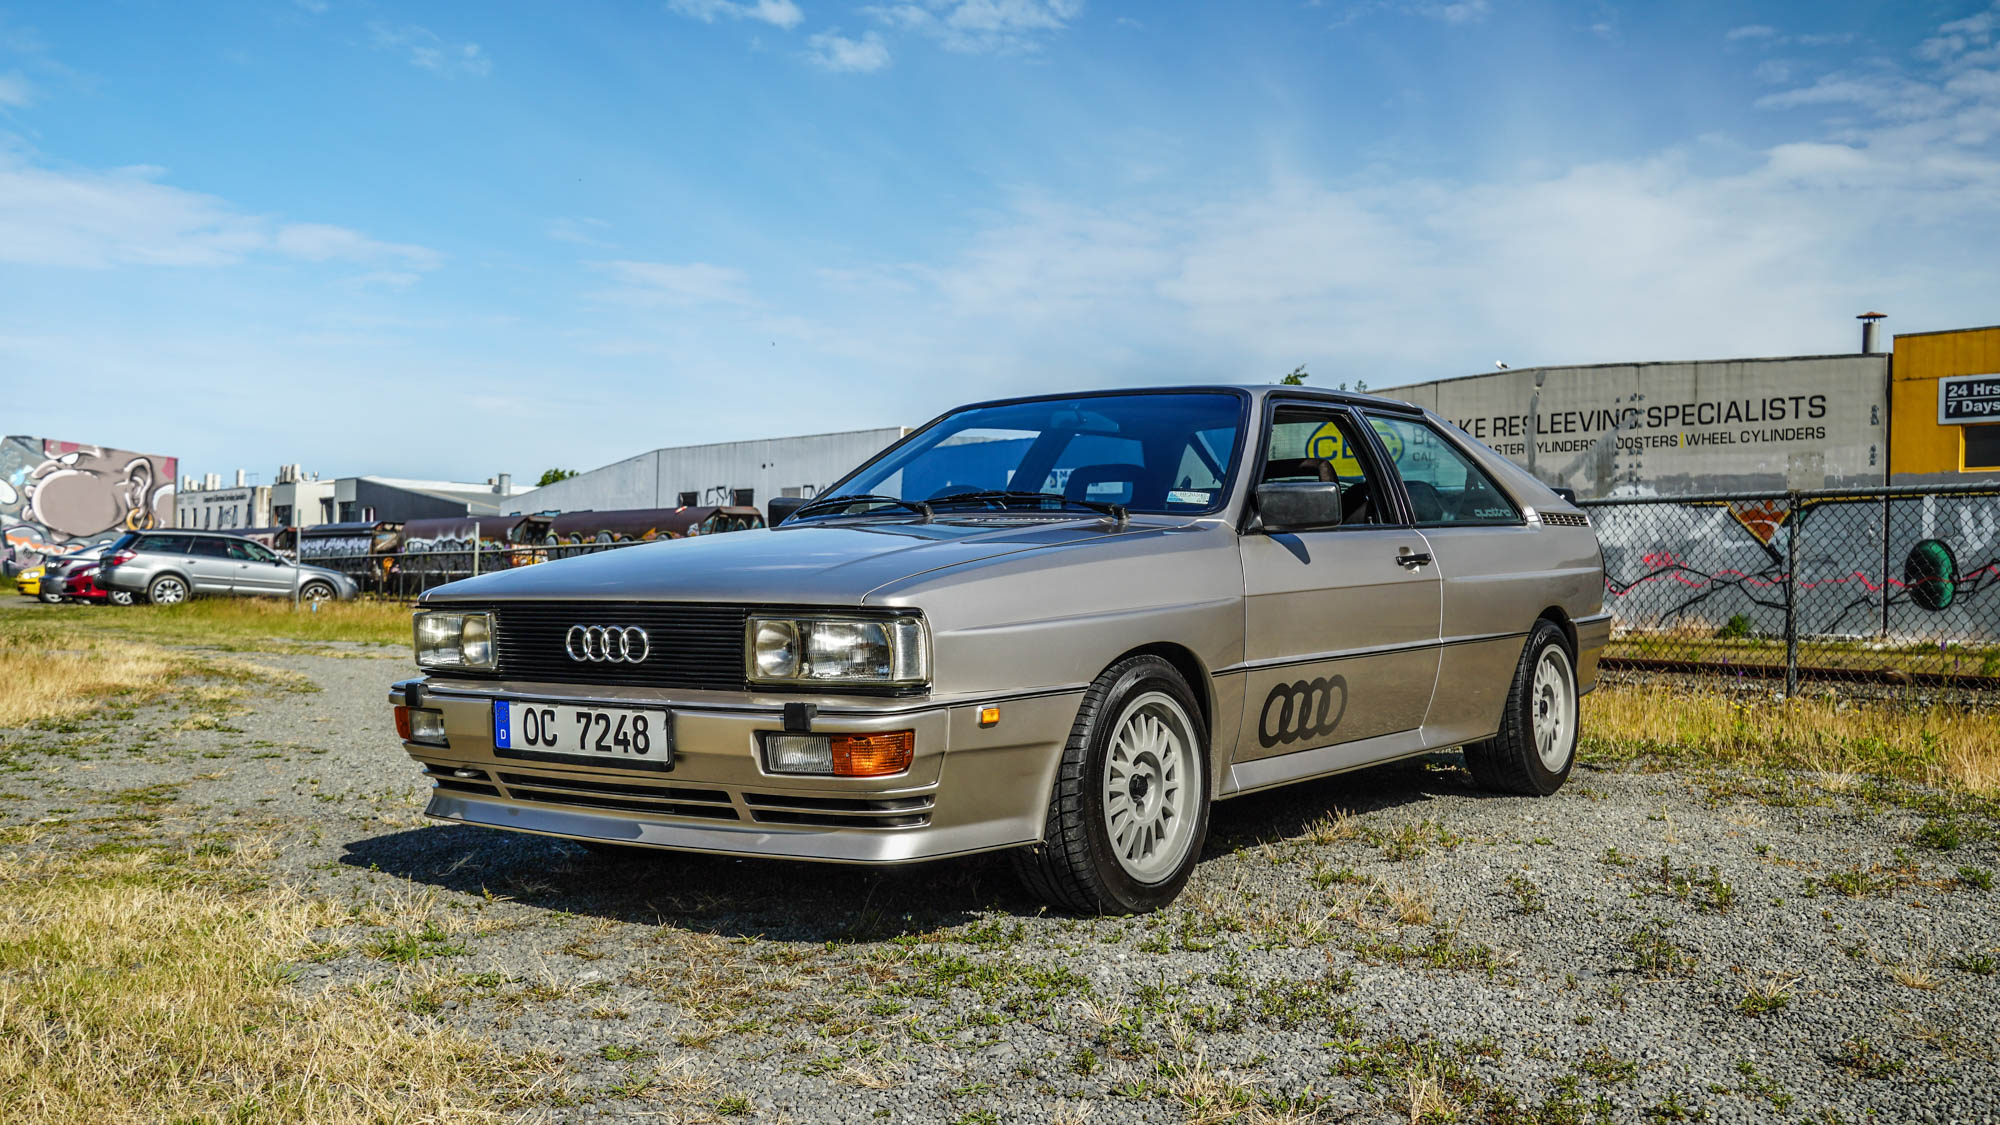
[536,468,579,487]
[1280,364,1309,385]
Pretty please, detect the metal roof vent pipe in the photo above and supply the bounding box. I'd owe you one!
[1858,311,1886,354]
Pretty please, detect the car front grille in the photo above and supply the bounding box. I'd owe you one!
[445,601,753,691]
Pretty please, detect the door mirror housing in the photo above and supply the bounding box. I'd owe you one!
[1255,480,1345,532]
[767,496,808,525]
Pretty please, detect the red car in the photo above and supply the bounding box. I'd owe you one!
[62,563,137,606]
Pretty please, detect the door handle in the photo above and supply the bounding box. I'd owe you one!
[1396,552,1433,569]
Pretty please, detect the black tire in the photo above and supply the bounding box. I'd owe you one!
[300,581,336,603]
[147,574,190,606]
[39,590,63,604]
[1462,619,1578,796]
[108,589,137,607]
[1011,655,1211,915]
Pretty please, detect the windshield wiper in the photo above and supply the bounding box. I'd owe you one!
[790,493,933,521]
[926,490,1129,525]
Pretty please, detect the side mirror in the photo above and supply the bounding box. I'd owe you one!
[1255,480,1345,533]
[767,496,808,526]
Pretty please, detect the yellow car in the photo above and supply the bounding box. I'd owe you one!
[16,566,41,597]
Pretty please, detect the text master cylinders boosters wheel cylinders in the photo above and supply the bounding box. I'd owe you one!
[390,385,1607,914]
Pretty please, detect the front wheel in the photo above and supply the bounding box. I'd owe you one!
[39,590,63,604]
[1463,619,1578,796]
[1012,655,1211,914]
[300,580,336,603]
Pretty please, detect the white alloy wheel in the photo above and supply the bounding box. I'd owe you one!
[109,589,136,607]
[302,581,334,603]
[1101,690,1201,884]
[1531,644,1576,772]
[149,576,187,606]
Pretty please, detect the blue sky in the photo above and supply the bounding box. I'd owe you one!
[3,1,1998,484]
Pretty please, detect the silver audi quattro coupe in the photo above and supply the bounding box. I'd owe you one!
[391,385,1608,914]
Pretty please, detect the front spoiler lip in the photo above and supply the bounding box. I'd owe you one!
[424,790,1021,865]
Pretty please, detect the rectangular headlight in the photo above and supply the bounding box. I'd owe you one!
[413,610,496,671]
[746,615,928,686]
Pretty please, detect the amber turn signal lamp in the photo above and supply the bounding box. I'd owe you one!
[393,705,413,742]
[831,731,915,777]
[978,706,1001,728]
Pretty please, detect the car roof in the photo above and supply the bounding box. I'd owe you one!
[949,383,1426,417]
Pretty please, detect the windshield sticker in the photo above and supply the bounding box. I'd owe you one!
[1167,489,1212,505]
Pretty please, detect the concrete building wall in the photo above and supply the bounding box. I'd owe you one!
[1390,355,1889,499]
[510,428,909,514]
[176,485,272,531]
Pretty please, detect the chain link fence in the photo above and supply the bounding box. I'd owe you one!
[1581,482,2000,692]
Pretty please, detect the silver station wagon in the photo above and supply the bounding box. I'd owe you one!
[392,386,1608,913]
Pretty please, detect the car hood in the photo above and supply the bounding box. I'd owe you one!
[420,516,1173,605]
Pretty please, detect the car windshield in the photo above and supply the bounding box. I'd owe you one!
[810,392,1246,519]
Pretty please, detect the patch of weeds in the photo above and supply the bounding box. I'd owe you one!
[1577,1046,1636,1083]
[1738,979,1791,1015]
[1950,951,1997,976]
[1829,1037,1903,1079]
[599,1044,655,1062]
[1505,872,1546,914]
[1913,818,1961,851]
[1250,970,1356,1031]
[1642,1092,1707,1121]
[715,1093,752,1117]
[366,918,468,963]
[1957,865,1994,892]
[1647,856,1735,913]
[1723,1059,1793,1111]
[1600,846,1636,868]
[1622,922,1694,975]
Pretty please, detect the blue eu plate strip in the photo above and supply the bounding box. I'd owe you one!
[492,700,511,749]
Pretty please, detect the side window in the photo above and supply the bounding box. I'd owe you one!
[244,543,279,563]
[135,534,191,553]
[187,538,232,558]
[1259,406,1381,526]
[1365,415,1521,526]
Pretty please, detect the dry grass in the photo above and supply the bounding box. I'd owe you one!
[0,627,181,729]
[1582,682,2000,793]
[0,840,521,1124]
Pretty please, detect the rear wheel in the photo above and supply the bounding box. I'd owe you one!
[147,574,189,606]
[108,589,137,607]
[1462,619,1578,796]
[1012,655,1210,914]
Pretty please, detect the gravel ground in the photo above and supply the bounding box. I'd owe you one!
[4,636,1997,1124]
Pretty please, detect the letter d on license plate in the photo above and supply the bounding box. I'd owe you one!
[493,700,673,772]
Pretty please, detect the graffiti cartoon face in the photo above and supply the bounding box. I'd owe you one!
[24,447,175,538]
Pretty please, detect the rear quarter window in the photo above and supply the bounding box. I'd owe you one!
[134,534,193,553]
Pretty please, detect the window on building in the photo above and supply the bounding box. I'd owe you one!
[732,488,754,507]
[273,505,292,527]
[1966,424,2000,471]
[678,491,698,507]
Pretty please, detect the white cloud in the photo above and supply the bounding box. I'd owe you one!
[666,0,805,31]
[1416,0,1488,24]
[806,30,892,72]
[589,260,754,306]
[0,70,32,107]
[0,153,442,272]
[547,217,613,246]
[368,23,491,76]
[1726,25,1777,41]
[862,0,1081,54]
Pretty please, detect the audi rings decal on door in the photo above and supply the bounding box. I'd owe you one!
[1257,675,1348,748]
[564,625,651,664]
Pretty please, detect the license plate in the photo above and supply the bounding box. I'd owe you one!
[492,700,673,771]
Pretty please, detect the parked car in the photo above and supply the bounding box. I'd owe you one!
[390,385,1608,913]
[98,531,361,605]
[26,550,99,604]
[15,563,43,599]
[60,562,138,606]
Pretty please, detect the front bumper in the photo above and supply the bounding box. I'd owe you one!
[391,677,1081,864]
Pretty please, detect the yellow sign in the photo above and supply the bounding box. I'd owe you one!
[1306,422,1402,476]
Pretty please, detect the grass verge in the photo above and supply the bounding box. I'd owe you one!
[11,595,412,650]
[0,835,523,1124]
[1582,681,2000,794]
[0,619,319,732]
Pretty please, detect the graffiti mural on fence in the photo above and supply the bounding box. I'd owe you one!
[1592,490,2000,643]
[1,435,177,567]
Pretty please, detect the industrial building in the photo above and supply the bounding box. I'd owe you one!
[176,470,272,531]
[331,473,525,523]
[1390,320,2000,498]
[506,428,909,516]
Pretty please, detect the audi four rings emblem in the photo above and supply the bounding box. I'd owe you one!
[1257,674,1348,748]
[565,625,651,664]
